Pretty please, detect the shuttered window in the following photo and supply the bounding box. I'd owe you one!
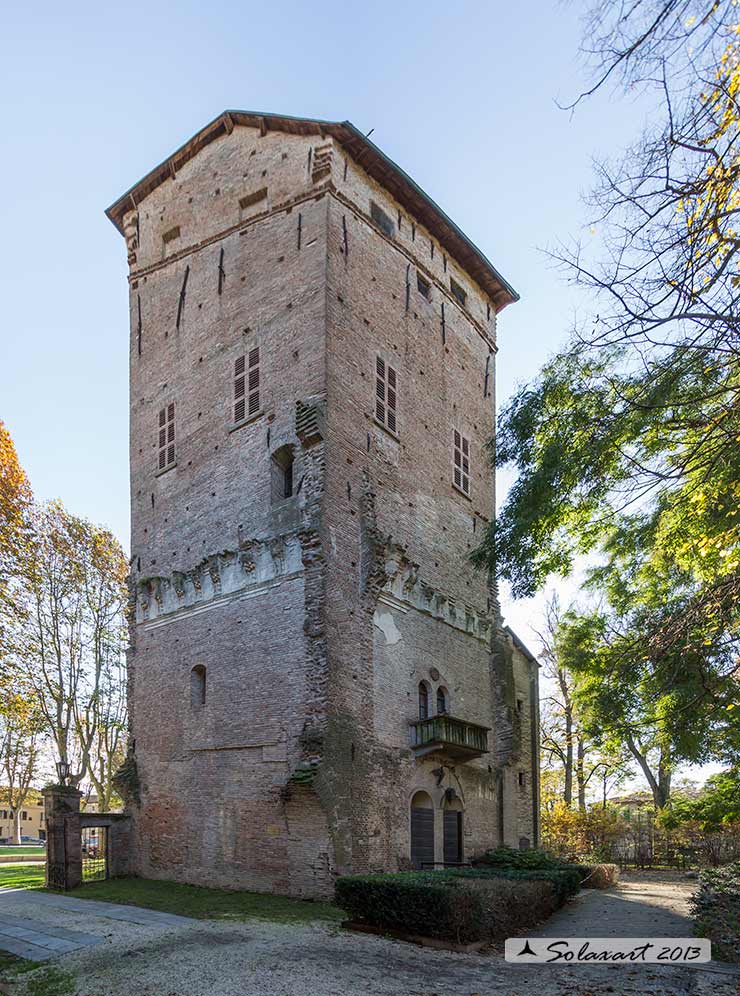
[234,347,260,424]
[443,811,463,864]
[453,430,470,496]
[375,356,398,436]
[158,403,175,470]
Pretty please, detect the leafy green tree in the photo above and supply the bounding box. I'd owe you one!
[661,770,740,831]
[473,1,740,778]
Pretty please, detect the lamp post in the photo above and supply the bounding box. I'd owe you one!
[55,760,70,787]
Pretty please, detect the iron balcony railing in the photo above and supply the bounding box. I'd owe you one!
[409,714,490,759]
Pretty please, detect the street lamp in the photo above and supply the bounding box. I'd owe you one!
[55,761,70,786]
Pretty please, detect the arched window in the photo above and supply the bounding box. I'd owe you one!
[418,682,430,720]
[191,665,206,707]
[436,686,448,715]
[271,445,295,501]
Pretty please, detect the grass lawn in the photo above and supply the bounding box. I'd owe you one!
[0,847,45,855]
[0,864,342,925]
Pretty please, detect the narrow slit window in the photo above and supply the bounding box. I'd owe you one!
[158,403,176,471]
[450,277,467,307]
[191,665,206,707]
[234,348,260,423]
[416,272,431,300]
[375,356,398,436]
[370,201,395,238]
[271,445,295,502]
[453,430,470,495]
[418,682,430,721]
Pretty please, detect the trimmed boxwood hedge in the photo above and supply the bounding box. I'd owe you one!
[335,872,489,944]
[335,867,576,944]
[474,847,619,890]
[452,866,582,905]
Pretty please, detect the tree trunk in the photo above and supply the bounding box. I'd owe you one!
[559,669,574,806]
[625,733,671,809]
[12,810,21,846]
[576,737,586,811]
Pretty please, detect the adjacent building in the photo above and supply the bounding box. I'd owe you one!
[106,111,540,897]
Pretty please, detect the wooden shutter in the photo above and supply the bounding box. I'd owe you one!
[443,811,462,864]
[453,430,470,495]
[234,355,246,423]
[234,348,260,423]
[386,365,397,434]
[375,357,398,435]
[410,809,435,870]
[248,347,260,416]
[158,404,175,470]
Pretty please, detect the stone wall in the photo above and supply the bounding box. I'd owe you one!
[120,120,538,896]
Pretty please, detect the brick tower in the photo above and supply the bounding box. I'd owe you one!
[106,111,540,897]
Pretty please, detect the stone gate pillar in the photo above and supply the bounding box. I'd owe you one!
[42,785,82,890]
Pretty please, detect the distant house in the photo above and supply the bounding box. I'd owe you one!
[608,792,655,822]
[0,791,46,843]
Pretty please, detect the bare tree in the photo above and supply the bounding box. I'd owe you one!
[0,683,44,844]
[14,502,128,795]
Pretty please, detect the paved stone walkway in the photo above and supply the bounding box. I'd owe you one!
[529,872,695,939]
[0,887,192,962]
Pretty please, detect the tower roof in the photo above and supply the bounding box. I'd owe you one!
[105,110,519,312]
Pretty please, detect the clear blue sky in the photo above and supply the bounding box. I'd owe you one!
[1,0,645,637]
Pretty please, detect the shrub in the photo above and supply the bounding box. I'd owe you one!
[474,847,618,890]
[335,870,560,944]
[464,866,582,905]
[474,846,562,870]
[458,876,558,937]
[690,861,740,963]
[576,863,619,889]
[336,872,486,943]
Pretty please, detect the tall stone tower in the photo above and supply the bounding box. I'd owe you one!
[107,111,540,897]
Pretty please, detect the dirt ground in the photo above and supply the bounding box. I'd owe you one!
[1,871,738,996]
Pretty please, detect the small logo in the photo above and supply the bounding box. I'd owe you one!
[505,938,712,964]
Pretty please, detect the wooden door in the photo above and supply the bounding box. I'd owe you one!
[443,811,462,864]
[410,808,435,869]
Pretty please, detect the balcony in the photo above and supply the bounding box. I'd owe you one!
[409,714,490,760]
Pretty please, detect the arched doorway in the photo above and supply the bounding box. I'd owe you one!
[443,795,464,865]
[410,791,434,869]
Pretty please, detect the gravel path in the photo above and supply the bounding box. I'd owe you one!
[0,874,737,995]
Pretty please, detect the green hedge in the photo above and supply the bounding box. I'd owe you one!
[690,861,740,963]
[474,847,619,890]
[474,846,563,869]
[336,872,489,943]
[335,868,570,944]
[455,866,582,905]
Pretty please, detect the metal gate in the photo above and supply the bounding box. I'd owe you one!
[81,826,108,882]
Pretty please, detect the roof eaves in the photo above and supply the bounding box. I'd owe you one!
[338,121,519,307]
[105,110,519,308]
[504,626,540,666]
